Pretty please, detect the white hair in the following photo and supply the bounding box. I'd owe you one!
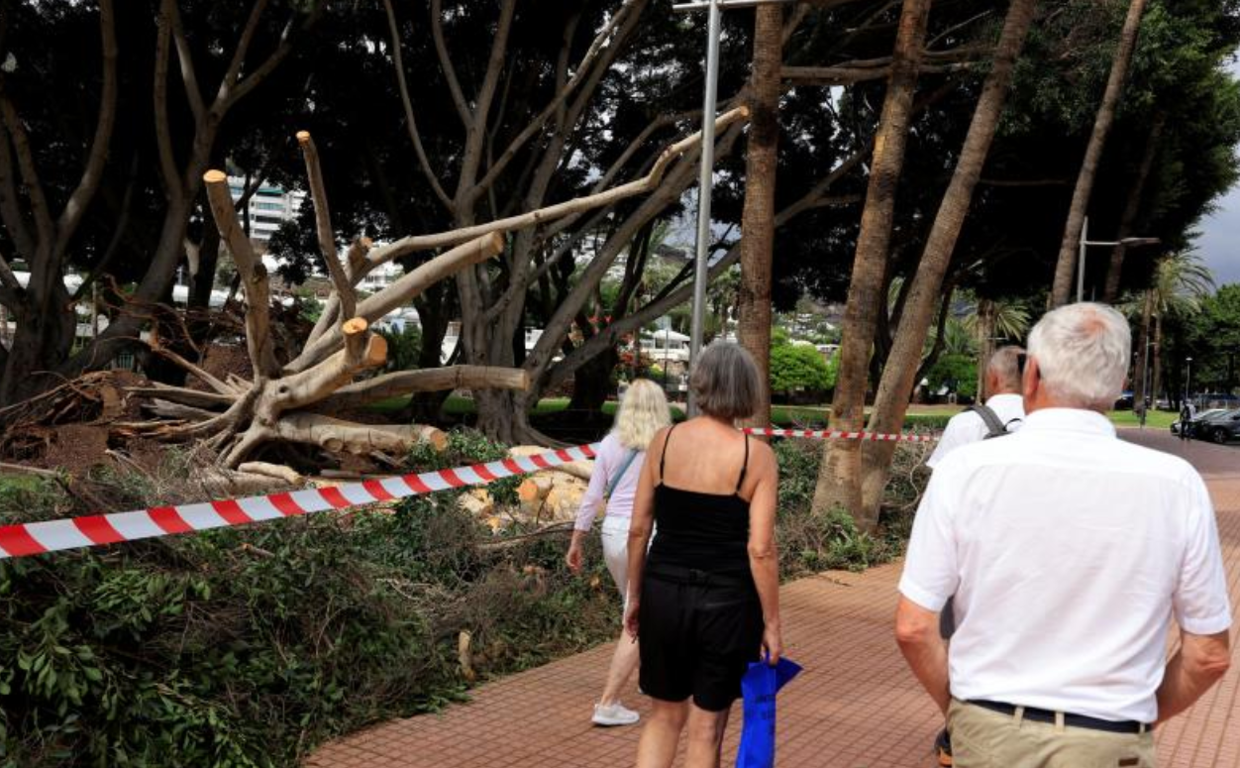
[1027,303,1130,410]
[614,378,672,450]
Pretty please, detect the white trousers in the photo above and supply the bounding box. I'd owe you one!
[601,515,631,609]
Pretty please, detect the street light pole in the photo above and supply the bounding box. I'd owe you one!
[1077,216,1088,304]
[1186,356,1193,407]
[1074,217,1159,303]
[675,0,796,416]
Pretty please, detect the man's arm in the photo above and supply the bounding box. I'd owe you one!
[895,596,951,715]
[1156,629,1231,724]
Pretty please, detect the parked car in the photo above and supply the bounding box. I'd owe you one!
[1196,409,1240,444]
[1170,408,1230,438]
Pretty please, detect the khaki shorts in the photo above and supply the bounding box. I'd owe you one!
[947,699,1156,768]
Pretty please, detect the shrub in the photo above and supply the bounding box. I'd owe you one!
[769,343,832,399]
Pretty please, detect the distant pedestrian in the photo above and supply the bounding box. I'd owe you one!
[896,303,1232,768]
[1179,399,1197,441]
[625,343,782,768]
[567,378,672,727]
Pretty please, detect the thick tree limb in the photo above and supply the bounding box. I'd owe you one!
[0,94,53,251]
[146,342,237,395]
[288,233,507,373]
[0,130,35,259]
[430,0,472,128]
[126,384,238,409]
[473,0,647,196]
[296,130,355,321]
[204,169,279,378]
[381,0,453,211]
[152,5,181,197]
[274,414,447,455]
[164,0,204,122]
[220,0,271,98]
[52,0,117,263]
[319,366,530,411]
[366,107,749,269]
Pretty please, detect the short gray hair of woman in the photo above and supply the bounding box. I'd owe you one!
[689,342,763,421]
[1027,302,1131,410]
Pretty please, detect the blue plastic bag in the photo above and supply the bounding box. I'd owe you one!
[736,656,802,768]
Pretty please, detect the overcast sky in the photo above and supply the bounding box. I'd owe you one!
[1195,56,1240,286]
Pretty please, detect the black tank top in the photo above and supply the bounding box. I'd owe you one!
[646,423,752,576]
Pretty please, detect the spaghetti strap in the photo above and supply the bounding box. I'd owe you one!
[659,423,678,482]
[735,433,750,493]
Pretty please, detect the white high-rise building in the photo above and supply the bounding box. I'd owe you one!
[227,177,305,244]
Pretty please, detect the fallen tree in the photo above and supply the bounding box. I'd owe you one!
[126,115,742,466]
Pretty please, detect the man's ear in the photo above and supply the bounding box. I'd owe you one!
[1022,357,1040,403]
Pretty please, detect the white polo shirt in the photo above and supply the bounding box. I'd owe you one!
[899,408,1232,723]
[926,393,1026,469]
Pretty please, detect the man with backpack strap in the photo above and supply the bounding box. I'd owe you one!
[924,345,1025,765]
[927,346,1026,469]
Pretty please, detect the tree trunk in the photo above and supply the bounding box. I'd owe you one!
[809,0,932,523]
[567,347,618,414]
[737,3,783,429]
[858,0,1039,527]
[1049,0,1149,308]
[1102,111,1165,303]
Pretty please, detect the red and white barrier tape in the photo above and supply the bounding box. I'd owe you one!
[744,427,939,443]
[0,443,600,560]
[0,426,941,560]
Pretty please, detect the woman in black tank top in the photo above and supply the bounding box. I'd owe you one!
[622,343,783,768]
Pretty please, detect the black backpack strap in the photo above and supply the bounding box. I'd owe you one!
[968,404,1009,439]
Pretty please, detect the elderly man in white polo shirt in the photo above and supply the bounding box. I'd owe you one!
[927,346,1026,470]
[895,303,1232,767]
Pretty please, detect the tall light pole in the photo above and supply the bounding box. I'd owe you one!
[673,0,796,414]
[1075,216,1160,303]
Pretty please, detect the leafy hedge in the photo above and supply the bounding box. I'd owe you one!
[0,431,928,767]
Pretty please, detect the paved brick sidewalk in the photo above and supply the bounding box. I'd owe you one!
[310,429,1240,767]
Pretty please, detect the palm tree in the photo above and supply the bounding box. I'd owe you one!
[1128,253,1214,407]
[965,297,1032,397]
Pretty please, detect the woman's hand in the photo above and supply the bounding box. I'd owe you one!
[761,621,782,665]
[623,599,640,641]
[565,533,585,574]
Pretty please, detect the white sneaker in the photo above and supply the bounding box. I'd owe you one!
[592,702,640,727]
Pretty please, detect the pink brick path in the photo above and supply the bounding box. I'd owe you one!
[310,429,1240,767]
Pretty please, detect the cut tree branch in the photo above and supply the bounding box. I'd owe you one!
[319,366,530,411]
[296,130,355,322]
[203,169,279,378]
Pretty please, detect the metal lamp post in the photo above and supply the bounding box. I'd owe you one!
[1075,216,1160,303]
[673,0,797,414]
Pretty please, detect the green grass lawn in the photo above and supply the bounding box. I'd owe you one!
[1107,409,1179,429]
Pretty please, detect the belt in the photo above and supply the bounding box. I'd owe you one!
[645,564,754,591]
[968,700,1148,735]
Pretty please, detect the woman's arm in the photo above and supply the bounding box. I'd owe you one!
[567,436,612,572]
[747,443,781,663]
[623,428,663,639]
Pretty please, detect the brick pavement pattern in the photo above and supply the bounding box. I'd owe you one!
[310,429,1239,767]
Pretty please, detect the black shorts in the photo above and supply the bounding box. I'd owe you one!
[637,567,763,711]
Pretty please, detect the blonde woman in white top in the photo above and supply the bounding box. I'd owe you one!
[567,378,672,727]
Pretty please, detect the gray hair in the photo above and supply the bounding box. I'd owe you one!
[986,345,1025,394]
[1027,303,1130,410]
[689,342,762,421]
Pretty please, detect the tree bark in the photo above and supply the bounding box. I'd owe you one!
[858,0,1039,529]
[809,0,932,522]
[1049,0,1149,308]
[1152,311,1164,405]
[1102,110,1166,303]
[737,3,784,430]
